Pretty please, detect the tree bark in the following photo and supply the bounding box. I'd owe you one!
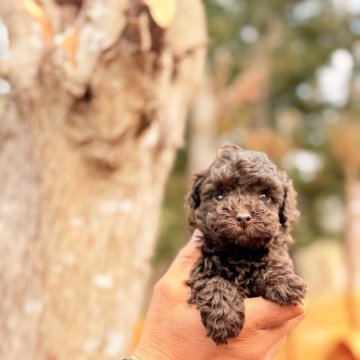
[0,1,206,359]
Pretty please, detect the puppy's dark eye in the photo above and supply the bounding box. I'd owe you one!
[214,194,225,201]
[259,193,269,201]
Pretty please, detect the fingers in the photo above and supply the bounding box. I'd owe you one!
[163,229,203,281]
[274,311,305,338]
[244,297,306,330]
[264,337,286,360]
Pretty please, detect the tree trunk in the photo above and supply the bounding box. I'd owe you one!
[0,1,206,359]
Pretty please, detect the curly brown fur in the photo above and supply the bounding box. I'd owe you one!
[185,145,307,344]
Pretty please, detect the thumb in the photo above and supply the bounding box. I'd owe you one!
[163,229,203,280]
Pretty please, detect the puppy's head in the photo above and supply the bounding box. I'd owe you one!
[186,145,299,249]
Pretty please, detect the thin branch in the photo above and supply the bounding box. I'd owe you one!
[220,61,267,109]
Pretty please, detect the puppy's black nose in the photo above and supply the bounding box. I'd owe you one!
[236,212,252,226]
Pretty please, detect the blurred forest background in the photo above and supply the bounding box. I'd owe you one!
[157,0,360,277]
[0,0,360,359]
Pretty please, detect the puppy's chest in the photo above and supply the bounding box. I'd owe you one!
[213,256,267,295]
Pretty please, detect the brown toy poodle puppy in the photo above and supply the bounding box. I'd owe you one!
[185,145,306,344]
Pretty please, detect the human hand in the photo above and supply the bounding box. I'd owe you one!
[132,229,305,360]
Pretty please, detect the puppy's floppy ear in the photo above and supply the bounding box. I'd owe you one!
[185,173,206,229]
[278,171,299,229]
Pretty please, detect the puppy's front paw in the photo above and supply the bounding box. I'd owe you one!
[200,304,245,344]
[189,276,246,344]
[264,275,306,305]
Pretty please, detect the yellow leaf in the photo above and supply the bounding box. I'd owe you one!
[21,0,46,22]
[143,0,176,28]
